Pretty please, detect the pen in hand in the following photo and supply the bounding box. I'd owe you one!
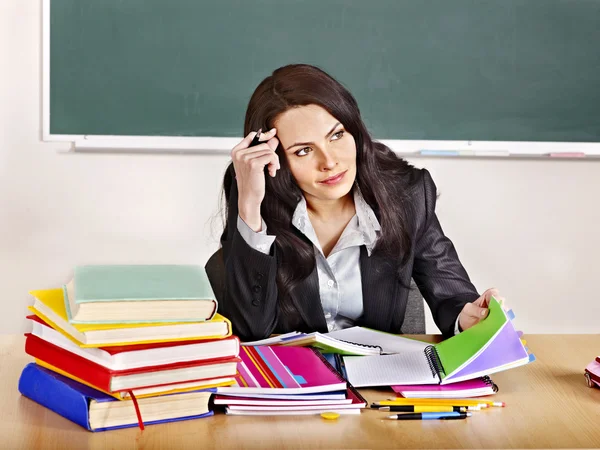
[249,128,263,148]
[387,412,471,420]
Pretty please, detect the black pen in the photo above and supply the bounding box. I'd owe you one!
[249,128,263,148]
[387,412,471,420]
[378,406,467,413]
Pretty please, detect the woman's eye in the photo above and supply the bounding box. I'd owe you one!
[332,130,345,140]
[295,147,311,157]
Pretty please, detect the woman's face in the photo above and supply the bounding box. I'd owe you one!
[274,104,357,205]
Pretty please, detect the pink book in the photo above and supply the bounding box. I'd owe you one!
[392,376,498,398]
[216,346,347,395]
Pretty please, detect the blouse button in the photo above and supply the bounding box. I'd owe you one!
[327,280,335,288]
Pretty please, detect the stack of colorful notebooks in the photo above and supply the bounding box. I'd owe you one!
[212,345,366,415]
[18,265,241,431]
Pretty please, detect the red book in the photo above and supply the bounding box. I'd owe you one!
[25,333,239,393]
[27,315,240,371]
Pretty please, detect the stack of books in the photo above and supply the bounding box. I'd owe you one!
[212,345,366,416]
[18,265,241,432]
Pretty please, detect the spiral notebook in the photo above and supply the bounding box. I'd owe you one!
[392,376,498,398]
[344,298,534,387]
[241,327,429,356]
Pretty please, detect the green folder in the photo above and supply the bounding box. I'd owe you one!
[435,298,508,377]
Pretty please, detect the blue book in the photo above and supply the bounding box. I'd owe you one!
[18,363,214,432]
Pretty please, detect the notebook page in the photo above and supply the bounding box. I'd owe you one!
[343,350,438,387]
[324,327,430,354]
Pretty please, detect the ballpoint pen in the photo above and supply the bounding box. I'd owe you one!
[249,128,263,148]
[378,405,467,413]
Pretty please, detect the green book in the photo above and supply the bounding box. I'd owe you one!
[342,298,533,387]
[63,265,218,324]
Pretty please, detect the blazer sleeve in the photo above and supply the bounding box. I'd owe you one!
[219,171,280,341]
[411,169,480,337]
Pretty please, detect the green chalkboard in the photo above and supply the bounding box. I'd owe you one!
[49,0,600,142]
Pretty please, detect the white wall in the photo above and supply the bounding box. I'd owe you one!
[1,1,599,335]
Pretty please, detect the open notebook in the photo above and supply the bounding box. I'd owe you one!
[344,298,534,387]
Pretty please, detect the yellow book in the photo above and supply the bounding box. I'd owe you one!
[34,359,235,400]
[29,289,232,347]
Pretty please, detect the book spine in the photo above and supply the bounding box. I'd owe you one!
[424,345,446,383]
[25,334,113,392]
[62,284,74,321]
[18,363,92,431]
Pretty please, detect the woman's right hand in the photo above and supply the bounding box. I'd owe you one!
[231,128,279,232]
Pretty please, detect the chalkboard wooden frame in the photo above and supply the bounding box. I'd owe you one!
[42,0,600,158]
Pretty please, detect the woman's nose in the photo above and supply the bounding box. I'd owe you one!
[318,148,337,170]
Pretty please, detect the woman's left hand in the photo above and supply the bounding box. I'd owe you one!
[458,288,506,331]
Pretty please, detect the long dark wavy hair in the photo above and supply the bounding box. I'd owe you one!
[222,64,419,313]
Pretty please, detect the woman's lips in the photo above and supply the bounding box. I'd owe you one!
[319,170,347,185]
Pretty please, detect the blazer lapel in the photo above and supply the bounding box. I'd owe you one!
[289,265,328,332]
[359,246,402,332]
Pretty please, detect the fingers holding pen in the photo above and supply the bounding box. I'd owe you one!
[234,128,280,175]
[257,127,277,145]
[233,127,277,151]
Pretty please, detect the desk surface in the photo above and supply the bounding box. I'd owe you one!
[2,334,600,449]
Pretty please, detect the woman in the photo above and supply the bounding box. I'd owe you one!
[219,64,500,341]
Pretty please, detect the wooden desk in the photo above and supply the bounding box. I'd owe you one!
[2,334,600,449]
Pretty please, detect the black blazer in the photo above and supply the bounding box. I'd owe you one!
[219,167,479,341]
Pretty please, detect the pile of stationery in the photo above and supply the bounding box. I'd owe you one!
[370,397,505,421]
[253,298,533,391]
[18,265,240,431]
[212,345,366,416]
[244,298,533,421]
